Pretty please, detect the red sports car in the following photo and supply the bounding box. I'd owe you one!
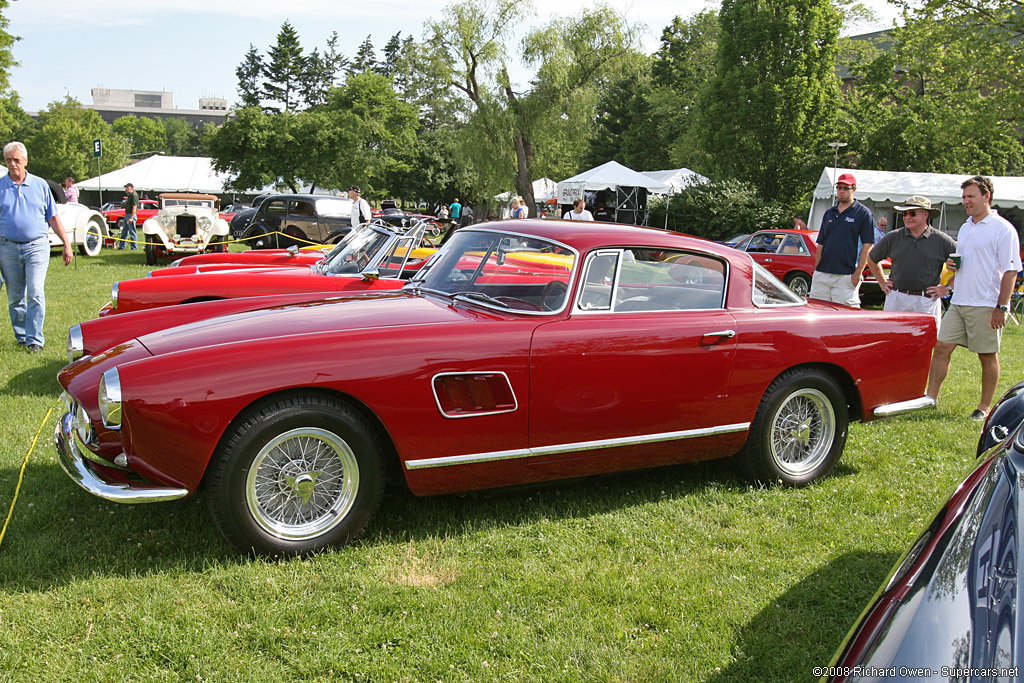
[98,221,439,316]
[56,220,936,556]
[102,198,159,233]
[733,229,888,298]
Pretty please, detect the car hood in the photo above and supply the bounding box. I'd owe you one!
[135,291,475,356]
[833,443,1024,678]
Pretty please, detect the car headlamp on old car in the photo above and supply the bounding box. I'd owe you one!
[67,324,83,363]
[159,214,175,229]
[198,216,212,231]
[111,282,119,310]
[98,367,122,429]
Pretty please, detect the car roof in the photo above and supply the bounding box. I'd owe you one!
[465,219,739,259]
[160,193,219,200]
[263,194,352,202]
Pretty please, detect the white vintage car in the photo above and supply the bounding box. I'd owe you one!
[141,192,230,266]
[50,203,109,257]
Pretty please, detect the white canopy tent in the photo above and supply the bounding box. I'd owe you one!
[78,155,237,194]
[495,177,557,203]
[808,167,1024,238]
[557,160,669,225]
[640,168,708,194]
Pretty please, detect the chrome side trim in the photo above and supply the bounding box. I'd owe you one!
[873,396,936,417]
[54,412,190,503]
[404,422,751,470]
[431,371,519,419]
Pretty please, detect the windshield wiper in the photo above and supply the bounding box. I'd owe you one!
[454,292,510,308]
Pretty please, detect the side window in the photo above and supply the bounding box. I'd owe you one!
[779,235,807,255]
[614,249,725,312]
[263,200,286,216]
[577,252,618,311]
[290,201,315,217]
[745,233,777,253]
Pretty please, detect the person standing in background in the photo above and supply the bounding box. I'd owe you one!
[0,141,73,353]
[120,182,139,250]
[809,172,875,307]
[62,177,79,203]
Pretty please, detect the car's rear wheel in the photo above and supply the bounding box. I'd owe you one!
[79,219,104,257]
[785,272,811,297]
[206,393,385,555]
[244,225,272,249]
[144,240,157,266]
[737,368,848,486]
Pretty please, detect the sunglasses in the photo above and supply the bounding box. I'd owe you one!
[835,184,854,190]
[902,209,927,217]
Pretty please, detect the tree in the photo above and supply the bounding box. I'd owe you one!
[0,0,18,93]
[349,36,378,75]
[428,0,641,215]
[163,117,205,156]
[27,97,129,181]
[839,0,1024,175]
[0,91,31,145]
[262,21,305,112]
[650,178,790,239]
[111,115,168,157]
[381,32,403,77]
[300,32,348,108]
[235,45,263,108]
[701,0,842,208]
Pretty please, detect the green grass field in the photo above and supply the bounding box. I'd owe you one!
[0,248,1018,682]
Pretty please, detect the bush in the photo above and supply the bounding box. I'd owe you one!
[650,178,791,241]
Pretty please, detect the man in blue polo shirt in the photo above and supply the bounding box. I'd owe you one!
[809,172,875,307]
[0,141,73,353]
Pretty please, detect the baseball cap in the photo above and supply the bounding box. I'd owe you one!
[836,173,856,187]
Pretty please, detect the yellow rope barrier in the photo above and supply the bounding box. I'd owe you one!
[107,230,328,249]
[0,407,54,552]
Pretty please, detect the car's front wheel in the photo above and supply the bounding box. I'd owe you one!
[737,368,848,486]
[785,272,811,297]
[206,393,385,555]
[144,240,157,266]
[79,219,104,257]
[244,225,272,249]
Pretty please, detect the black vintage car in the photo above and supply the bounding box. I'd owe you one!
[229,194,271,238]
[825,381,1024,681]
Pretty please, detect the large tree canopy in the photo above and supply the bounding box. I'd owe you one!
[701,0,841,208]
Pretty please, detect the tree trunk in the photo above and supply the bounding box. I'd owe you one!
[512,127,536,217]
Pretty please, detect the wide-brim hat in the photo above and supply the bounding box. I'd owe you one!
[894,195,937,214]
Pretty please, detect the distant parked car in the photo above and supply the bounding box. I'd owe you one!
[101,197,159,236]
[229,194,272,238]
[141,193,230,265]
[241,194,354,249]
[44,179,109,256]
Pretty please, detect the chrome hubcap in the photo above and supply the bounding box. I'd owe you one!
[246,427,359,540]
[769,388,834,476]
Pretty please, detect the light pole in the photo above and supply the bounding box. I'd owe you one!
[827,142,847,202]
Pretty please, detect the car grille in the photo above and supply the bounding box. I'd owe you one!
[176,215,197,238]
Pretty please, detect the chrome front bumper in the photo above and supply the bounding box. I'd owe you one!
[873,395,937,418]
[54,411,190,503]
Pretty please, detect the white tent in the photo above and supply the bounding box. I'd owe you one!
[78,155,238,194]
[808,167,1024,237]
[557,160,669,202]
[495,178,558,203]
[640,168,708,194]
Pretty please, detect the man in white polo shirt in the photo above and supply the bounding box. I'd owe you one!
[926,175,1021,420]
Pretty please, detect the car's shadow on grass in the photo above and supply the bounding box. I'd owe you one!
[710,549,900,682]
[0,451,861,590]
[0,358,68,398]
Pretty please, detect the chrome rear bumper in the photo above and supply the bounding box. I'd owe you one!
[873,395,937,418]
[54,411,190,503]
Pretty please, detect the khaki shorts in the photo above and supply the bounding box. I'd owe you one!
[938,304,1002,354]
[809,271,861,307]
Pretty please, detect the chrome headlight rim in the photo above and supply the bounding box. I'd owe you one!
[98,367,122,430]
[198,216,212,231]
[67,324,84,364]
[158,214,175,229]
[111,282,119,310]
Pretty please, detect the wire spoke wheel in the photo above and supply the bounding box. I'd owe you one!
[245,427,360,541]
[768,388,835,477]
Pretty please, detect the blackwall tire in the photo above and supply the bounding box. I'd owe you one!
[144,241,157,266]
[205,393,385,556]
[737,368,848,486]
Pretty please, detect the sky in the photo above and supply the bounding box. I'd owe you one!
[6,0,898,114]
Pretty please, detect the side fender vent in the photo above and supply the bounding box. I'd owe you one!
[432,372,518,419]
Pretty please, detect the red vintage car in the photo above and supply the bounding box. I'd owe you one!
[56,220,936,556]
[102,198,159,233]
[733,229,888,298]
[98,221,439,316]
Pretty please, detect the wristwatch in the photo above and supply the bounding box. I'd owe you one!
[996,304,1009,312]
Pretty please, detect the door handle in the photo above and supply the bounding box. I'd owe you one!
[702,329,736,340]
[763,258,773,262]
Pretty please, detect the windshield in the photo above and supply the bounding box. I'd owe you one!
[409,229,575,312]
[323,224,394,275]
[163,198,215,209]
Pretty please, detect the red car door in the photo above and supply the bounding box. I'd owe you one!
[526,248,742,476]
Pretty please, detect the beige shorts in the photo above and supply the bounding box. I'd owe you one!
[938,304,1002,354]
[809,271,861,307]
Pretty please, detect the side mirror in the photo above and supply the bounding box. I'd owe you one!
[361,268,380,282]
[287,245,299,256]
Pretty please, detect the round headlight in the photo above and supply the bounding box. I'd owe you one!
[67,324,84,363]
[98,367,122,430]
[159,214,175,229]
[198,216,212,231]
[74,402,95,445]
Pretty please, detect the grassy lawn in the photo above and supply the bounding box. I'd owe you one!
[0,248,1018,682]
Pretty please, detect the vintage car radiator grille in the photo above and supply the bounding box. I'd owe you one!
[176,215,197,238]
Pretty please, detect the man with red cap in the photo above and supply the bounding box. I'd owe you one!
[809,172,876,307]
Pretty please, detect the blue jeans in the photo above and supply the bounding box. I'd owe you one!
[0,235,50,346]
[120,217,138,250]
